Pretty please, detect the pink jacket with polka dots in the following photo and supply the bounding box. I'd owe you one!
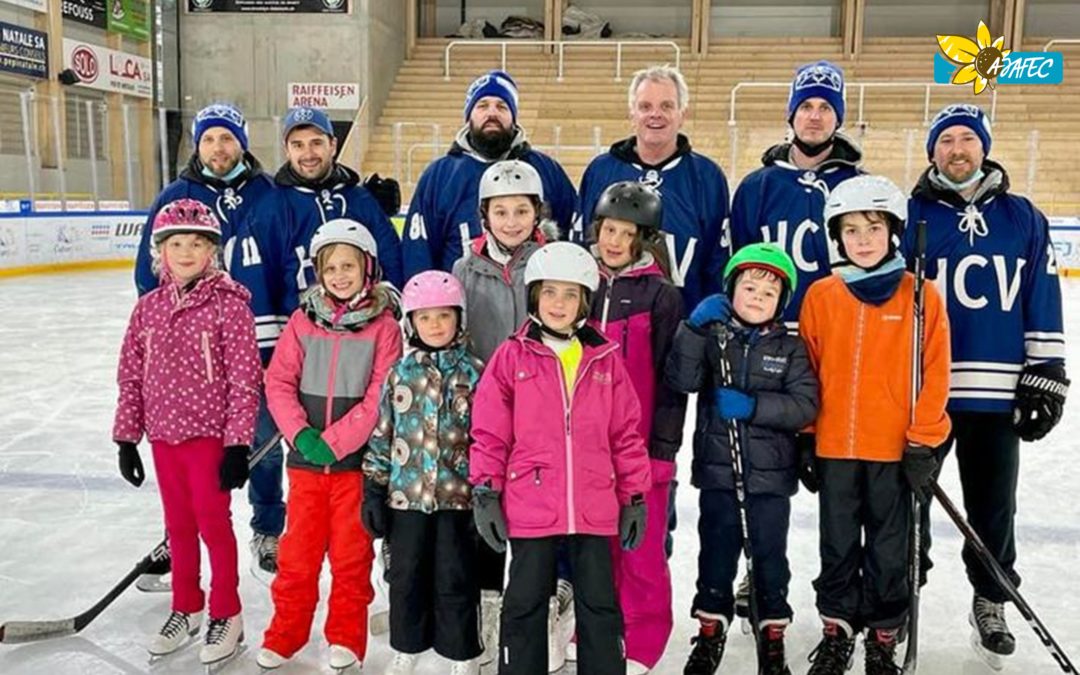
[113,271,262,448]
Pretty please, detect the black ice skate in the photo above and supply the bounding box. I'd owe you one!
[806,619,855,675]
[969,595,1015,671]
[136,550,172,593]
[684,618,728,675]
[864,627,901,675]
[759,621,791,675]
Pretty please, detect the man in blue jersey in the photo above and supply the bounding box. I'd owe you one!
[400,69,578,277]
[728,60,863,330]
[904,103,1068,666]
[578,64,729,312]
[132,102,285,585]
[255,106,405,318]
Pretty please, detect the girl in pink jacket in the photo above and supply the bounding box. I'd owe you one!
[112,199,261,667]
[257,219,402,673]
[469,241,652,675]
[588,182,687,674]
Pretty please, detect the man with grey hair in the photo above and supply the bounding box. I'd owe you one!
[577,64,725,675]
[579,64,730,311]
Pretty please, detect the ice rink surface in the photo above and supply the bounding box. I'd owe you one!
[0,269,1077,675]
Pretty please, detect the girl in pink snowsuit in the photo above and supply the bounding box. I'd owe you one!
[112,199,261,666]
[588,181,687,672]
[469,241,652,675]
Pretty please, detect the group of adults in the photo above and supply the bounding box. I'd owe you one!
[135,56,1064,669]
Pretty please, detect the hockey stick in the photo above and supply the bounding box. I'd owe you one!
[930,481,1077,674]
[716,329,764,668]
[903,219,927,673]
[0,432,284,645]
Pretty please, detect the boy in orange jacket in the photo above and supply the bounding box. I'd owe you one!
[798,175,951,675]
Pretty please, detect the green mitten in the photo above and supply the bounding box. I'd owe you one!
[294,428,337,466]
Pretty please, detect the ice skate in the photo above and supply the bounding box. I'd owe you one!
[863,627,901,675]
[479,589,502,666]
[329,644,360,673]
[384,650,420,675]
[137,550,173,593]
[199,614,244,673]
[256,647,287,671]
[249,533,279,586]
[449,656,481,675]
[626,658,650,674]
[147,610,202,660]
[759,620,791,675]
[548,579,574,673]
[969,595,1014,671]
[806,618,855,675]
[683,615,728,675]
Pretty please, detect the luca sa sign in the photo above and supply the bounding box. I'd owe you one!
[62,39,152,99]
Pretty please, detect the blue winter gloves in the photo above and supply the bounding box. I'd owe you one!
[714,387,756,421]
[472,485,508,553]
[619,496,647,551]
[294,427,337,466]
[116,441,144,487]
[688,293,732,330]
[362,478,390,538]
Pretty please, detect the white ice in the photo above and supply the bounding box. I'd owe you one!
[0,269,1078,675]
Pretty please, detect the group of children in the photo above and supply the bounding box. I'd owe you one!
[113,156,952,675]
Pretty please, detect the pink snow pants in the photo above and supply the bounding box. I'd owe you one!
[610,459,675,668]
[152,437,241,619]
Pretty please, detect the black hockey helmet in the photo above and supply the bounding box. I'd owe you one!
[594,181,663,237]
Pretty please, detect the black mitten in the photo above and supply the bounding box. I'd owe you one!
[362,479,390,538]
[219,445,250,490]
[117,441,144,487]
[363,173,402,217]
[795,433,818,494]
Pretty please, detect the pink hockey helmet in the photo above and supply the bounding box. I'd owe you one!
[151,199,222,246]
[401,271,466,320]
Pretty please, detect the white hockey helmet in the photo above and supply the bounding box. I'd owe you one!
[309,218,379,261]
[524,241,600,292]
[478,160,544,204]
[823,174,907,236]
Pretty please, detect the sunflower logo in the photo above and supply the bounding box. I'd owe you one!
[937,21,1011,94]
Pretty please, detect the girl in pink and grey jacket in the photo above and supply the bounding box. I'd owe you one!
[112,199,261,665]
[588,181,687,672]
[469,241,652,675]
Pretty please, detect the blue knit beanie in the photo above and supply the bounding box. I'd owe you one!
[926,103,993,159]
[464,70,519,123]
[787,60,846,126]
[191,103,249,151]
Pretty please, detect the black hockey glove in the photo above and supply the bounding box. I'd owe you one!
[362,478,390,539]
[472,486,507,553]
[795,433,818,494]
[1013,362,1070,442]
[364,173,402,217]
[902,443,939,499]
[619,495,647,551]
[219,445,250,491]
[117,441,144,487]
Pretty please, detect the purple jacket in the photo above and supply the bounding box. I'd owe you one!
[113,271,261,448]
[469,321,652,539]
[590,252,687,476]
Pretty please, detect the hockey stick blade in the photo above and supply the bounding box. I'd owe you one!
[0,433,283,645]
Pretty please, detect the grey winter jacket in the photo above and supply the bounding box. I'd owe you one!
[452,234,540,363]
[665,318,818,496]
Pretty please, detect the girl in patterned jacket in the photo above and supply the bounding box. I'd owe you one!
[362,271,486,675]
[112,199,261,667]
[469,241,652,675]
[587,181,686,674]
[256,219,403,672]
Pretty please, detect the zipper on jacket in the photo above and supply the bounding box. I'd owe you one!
[200,331,214,383]
[143,328,154,377]
[600,279,614,332]
[847,304,866,457]
[734,341,752,485]
[323,335,342,474]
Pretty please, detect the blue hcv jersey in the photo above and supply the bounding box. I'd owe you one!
[729,138,863,328]
[578,136,730,312]
[134,163,280,362]
[903,163,1066,414]
[400,138,579,279]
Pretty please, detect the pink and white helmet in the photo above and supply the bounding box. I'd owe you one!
[152,199,222,245]
[401,271,466,319]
